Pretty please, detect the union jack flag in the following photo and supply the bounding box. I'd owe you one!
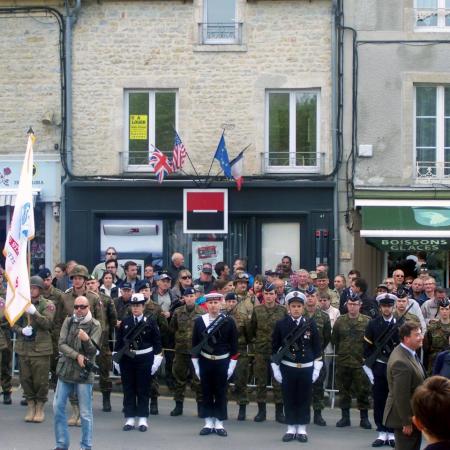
[172,131,187,172]
[149,148,173,183]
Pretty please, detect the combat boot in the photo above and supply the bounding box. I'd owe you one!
[3,391,12,405]
[275,403,285,424]
[359,409,372,429]
[254,403,266,422]
[150,397,159,415]
[314,409,327,426]
[237,404,246,421]
[33,401,45,423]
[24,400,36,422]
[67,404,80,426]
[102,392,112,412]
[170,401,183,416]
[336,408,351,427]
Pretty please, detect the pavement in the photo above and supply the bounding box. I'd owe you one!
[0,389,409,450]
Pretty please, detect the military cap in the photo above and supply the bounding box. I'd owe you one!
[225,292,237,302]
[121,282,132,290]
[30,275,44,289]
[286,291,306,305]
[38,267,52,279]
[305,285,317,295]
[130,293,146,304]
[158,271,172,281]
[204,292,224,302]
[316,271,329,280]
[439,297,450,308]
[263,282,276,292]
[309,271,318,280]
[135,280,150,292]
[377,283,389,291]
[182,287,196,296]
[376,293,397,305]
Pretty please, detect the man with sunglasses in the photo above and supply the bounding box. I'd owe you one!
[53,295,102,450]
[91,247,125,281]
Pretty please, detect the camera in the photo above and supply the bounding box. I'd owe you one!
[79,358,100,381]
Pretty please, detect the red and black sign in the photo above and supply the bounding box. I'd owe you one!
[183,189,228,234]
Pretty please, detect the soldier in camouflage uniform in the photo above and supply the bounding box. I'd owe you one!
[232,272,258,421]
[249,282,287,423]
[86,276,118,412]
[114,282,133,322]
[316,272,340,309]
[424,298,450,374]
[332,296,371,429]
[14,276,55,423]
[394,295,420,324]
[0,281,13,405]
[38,268,64,390]
[55,264,105,426]
[169,287,204,417]
[304,287,331,426]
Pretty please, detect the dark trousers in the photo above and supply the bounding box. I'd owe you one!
[1,346,12,393]
[120,354,154,418]
[280,364,313,425]
[98,347,112,393]
[394,426,421,450]
[199,356,228,421]
[373,362,393,432]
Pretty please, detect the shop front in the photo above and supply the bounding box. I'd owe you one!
[64,180,335,277]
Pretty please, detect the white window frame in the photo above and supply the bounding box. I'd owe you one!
[202,0,238,44]
[414,0,450,31]
[265,89,321,174]
[414,85,449,180]
[124,89,178,172]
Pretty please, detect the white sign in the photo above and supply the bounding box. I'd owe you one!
[191,241,224,279]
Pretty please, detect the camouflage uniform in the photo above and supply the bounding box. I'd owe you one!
[317,287,340,309]
[0,287,12,397]
[14,297,55,406]
[170,304,204,402]
[250,303,287,404]
[424,319,450,374]
[305,307,331,412]
[332,313,371,410]
[0,298,8,381]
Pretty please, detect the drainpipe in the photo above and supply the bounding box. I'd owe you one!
[60,0,81,261]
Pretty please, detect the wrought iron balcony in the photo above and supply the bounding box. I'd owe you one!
[415,7,450,28]
[416,161,450,181]
[198,22,243,44]
[262,151,322,174]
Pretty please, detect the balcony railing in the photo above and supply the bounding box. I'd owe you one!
[415,8,450,28]
[416,161,450,180]
[198,22,243,45]
[262,151,322,174]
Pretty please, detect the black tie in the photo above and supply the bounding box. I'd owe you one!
[414,353,425,376]
[135,317,138,326]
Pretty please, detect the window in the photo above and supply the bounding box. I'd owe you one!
[415,0,450,30]
[265,90,320,173]
[125,90,176,169]
[200,0,241,44]
[415,86,450,179]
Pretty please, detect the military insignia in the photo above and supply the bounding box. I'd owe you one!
[125,325,129,329]
[304,331,311,339]
[47,303,55,312]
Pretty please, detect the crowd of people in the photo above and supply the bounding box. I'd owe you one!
[0,247,449,450]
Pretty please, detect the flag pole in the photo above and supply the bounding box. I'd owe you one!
[171,125,201,182]
[206,130,225,180]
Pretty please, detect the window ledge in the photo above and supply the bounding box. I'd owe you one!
[264,167,321,175]
[193,43,247,53]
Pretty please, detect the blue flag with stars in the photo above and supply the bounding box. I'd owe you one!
[214,133,232,178]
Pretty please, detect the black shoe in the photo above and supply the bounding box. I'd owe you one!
[20,398,28,406]
[254,403,267,422]
[199,427,214,436]
[170,401,183,416]
[102,392,111,412]
[313,410,326,426]
[275,403,285,424]
[282,433,295,442]
[336,409,351,427]
[123,424,134,431]
[150,398,158,415]
[237,404,246,421]
[297,434,308,443]
[388,440,395,448]
[371,439,386,447]
[215,428,227,437]
[3,392,12,405]
[138,425,147,432]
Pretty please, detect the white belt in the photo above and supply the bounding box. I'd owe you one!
[375,359,387,365]
[200,351,229,361]
[133,347,153,355]
[281,360,313,369]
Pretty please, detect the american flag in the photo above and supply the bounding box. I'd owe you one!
[149,148,173,183]
[172,131,187,172]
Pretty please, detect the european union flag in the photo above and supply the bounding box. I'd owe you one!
[214,133,232,179]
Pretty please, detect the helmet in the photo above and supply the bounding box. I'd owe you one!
[70,265,89,280]
[30,275,44,289]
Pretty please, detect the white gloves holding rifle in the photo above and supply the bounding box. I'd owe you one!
[192,358,200,380]
[151,354,163,375]
[312,360,323,383]
[271,362,283,383]
[227,359,237,379]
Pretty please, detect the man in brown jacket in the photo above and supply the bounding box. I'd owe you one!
[383,322,426,450]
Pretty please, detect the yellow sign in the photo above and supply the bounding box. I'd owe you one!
[129,115,148,140]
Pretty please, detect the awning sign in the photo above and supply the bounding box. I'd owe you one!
[129,115,148,140]
[367,238,450,251]
[183,189,228,234]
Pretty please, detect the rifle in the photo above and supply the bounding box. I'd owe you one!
[190,310,233,357]
[113,315,150,363]
[363,302,414,370]
[271,318,311,365]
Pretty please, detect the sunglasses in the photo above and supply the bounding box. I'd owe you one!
[74,305,88,310]
[106,252,116,255]
[181,275,192,279]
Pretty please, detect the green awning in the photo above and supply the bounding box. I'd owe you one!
[366,238,450,251]
[355,199,450,238]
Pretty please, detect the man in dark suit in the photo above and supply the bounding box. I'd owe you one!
[383,322,426,450]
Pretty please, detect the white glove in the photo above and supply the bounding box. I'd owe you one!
[112,352,121,374]
[192,358,200,380]
[22,325,33,337]
[151,354,163,375]
[362,365,374,385]
[26,304,37,315]
[271,362,283,383]
[312,360,323,383]
[227,359,237,380]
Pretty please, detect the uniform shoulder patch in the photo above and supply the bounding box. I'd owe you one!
[46,303,56,312]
